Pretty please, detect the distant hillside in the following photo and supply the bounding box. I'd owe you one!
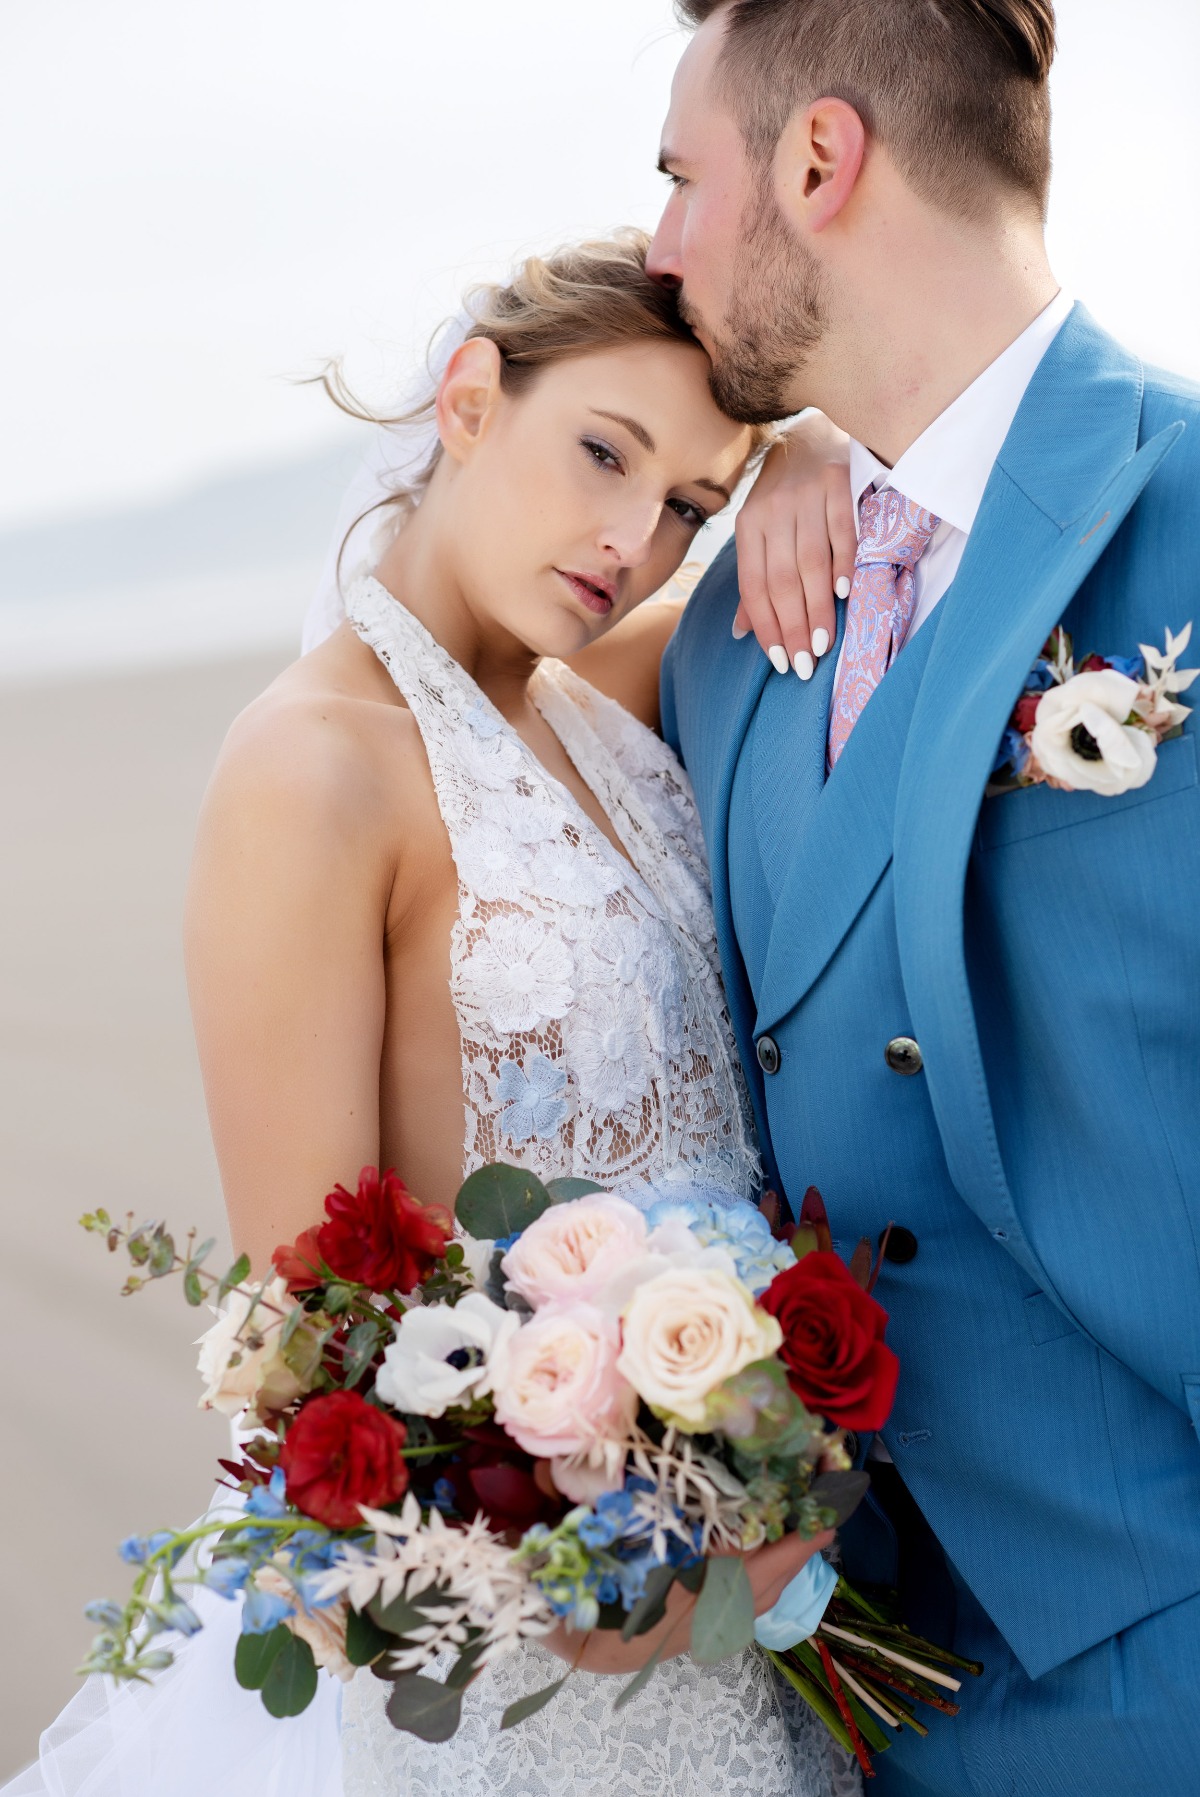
[0,437,364,604]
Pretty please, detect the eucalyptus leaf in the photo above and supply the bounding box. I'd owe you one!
[345,1605,393,1667]
[690,1557,755,1666]
[544,1177,606,1203]
[234,1623,289,1691]
[385,1673,463,1743]
[182,1270,205,1307]
[621,1564,676,1641]
[500,1674,570,1729]
[369,1586,456,1637]
[676,1560,706,1596]
[807,1470,871,1526]
[341,1320,382,1389]
[261,1632,318,1718]
[613,1640,666,1710]
[444,1639,487,1690]
[217,1253,251,1302]
[455,1164,552,1241]
[187,1236,216,1269]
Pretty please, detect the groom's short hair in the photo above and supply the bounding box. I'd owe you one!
[677,0,1056,216]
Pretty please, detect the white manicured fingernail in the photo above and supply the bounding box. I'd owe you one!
[835,576,851,600]
[768,644,790,675]
[794,651,815,681]
[811,628,830,657]
[732,619,750,640]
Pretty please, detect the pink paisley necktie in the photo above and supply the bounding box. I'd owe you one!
[826,486,941,769]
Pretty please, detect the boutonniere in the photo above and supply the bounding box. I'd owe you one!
[988,622,1197,797]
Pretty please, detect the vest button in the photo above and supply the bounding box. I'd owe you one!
[756,1035,781,1075]
[882,1226,919,1265]
[885,1036,923,1076]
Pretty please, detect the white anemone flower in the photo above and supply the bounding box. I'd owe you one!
[374,1291,519,1418]
[1030,669,1158,795]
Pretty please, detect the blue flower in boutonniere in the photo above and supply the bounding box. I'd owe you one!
[989,623,1198,797]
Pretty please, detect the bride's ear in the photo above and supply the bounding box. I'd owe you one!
[436,337,505,463]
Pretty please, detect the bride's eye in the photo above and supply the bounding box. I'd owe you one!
[667,495,710,529]
[580,435,623,474]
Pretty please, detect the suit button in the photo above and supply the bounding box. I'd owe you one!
[882,1226,919,1265]
[756,1035,781,1075]
[885,1036,923,1076]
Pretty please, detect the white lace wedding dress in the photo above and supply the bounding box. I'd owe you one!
[337,578,857,1797]
[5,577,856,1797]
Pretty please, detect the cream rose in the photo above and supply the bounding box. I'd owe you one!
[501,1195,648,1309]
[253,1566,355,1682]
[196,1275,310,1424]
[491,1303,637,1458]
[1030,670,1158,795]
[617,1267,782,1432]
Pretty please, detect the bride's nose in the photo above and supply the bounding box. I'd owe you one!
[598,502,660,570]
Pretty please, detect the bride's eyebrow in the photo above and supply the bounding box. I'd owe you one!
[588,408,730,504]
[590,408,656,453]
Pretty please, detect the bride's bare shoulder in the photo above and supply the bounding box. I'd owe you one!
[197,623,437,866]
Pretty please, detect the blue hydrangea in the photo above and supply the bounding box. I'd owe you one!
[497,1054,569,1144]
[1108,654,1144,680]
[645,1195,792,1295]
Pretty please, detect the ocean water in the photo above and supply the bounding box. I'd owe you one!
[0,441,361,685]
[0,438,737,686]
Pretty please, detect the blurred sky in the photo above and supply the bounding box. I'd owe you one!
[2,0,1198,534]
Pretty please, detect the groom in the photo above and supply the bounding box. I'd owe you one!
[652,2,1200,1793]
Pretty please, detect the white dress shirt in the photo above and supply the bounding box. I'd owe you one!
[836,289,1074,688]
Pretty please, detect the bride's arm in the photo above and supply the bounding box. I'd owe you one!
[184,694,393,1275]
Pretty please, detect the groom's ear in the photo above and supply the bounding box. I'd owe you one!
[436,338,505,463]
[775,98,866,237]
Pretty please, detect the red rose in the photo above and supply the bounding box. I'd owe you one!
[280,1390,409,1528]
[760,1251,900,1432]
[318,1167,451,1294]
[1012,694,1041,736]
[1078,653,1108,673]
[271,1225,324,1293]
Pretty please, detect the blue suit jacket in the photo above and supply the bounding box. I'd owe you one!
[661,306,1200,1680]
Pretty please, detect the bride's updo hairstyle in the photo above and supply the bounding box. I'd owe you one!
[318,227,771,535]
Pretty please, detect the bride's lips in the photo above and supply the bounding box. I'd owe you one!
[556,569,616,616]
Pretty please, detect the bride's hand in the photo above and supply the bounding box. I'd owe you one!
[540,1526,835,1676]
[733,412,855,679]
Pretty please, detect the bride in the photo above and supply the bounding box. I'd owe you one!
[8,230,856,1797]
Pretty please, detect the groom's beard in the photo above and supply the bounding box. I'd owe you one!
[684,177,828,426]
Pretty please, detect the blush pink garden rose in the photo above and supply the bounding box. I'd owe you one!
[500,1195,649,1310]
[490,1303,637,1466]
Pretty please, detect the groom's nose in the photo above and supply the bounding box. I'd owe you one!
[646,204,684,289]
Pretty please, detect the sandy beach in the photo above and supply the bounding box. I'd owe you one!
[0,649,290,1778]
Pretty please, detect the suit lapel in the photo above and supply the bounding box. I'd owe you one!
[890,307,1184,1264]
[756,609,941,1030]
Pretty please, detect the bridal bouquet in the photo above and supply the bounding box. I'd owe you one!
[80,1165,977,1774]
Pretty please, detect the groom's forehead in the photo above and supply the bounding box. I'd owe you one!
[663,14,733,151]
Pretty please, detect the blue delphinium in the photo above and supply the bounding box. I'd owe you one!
[240,1582,294,1635]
